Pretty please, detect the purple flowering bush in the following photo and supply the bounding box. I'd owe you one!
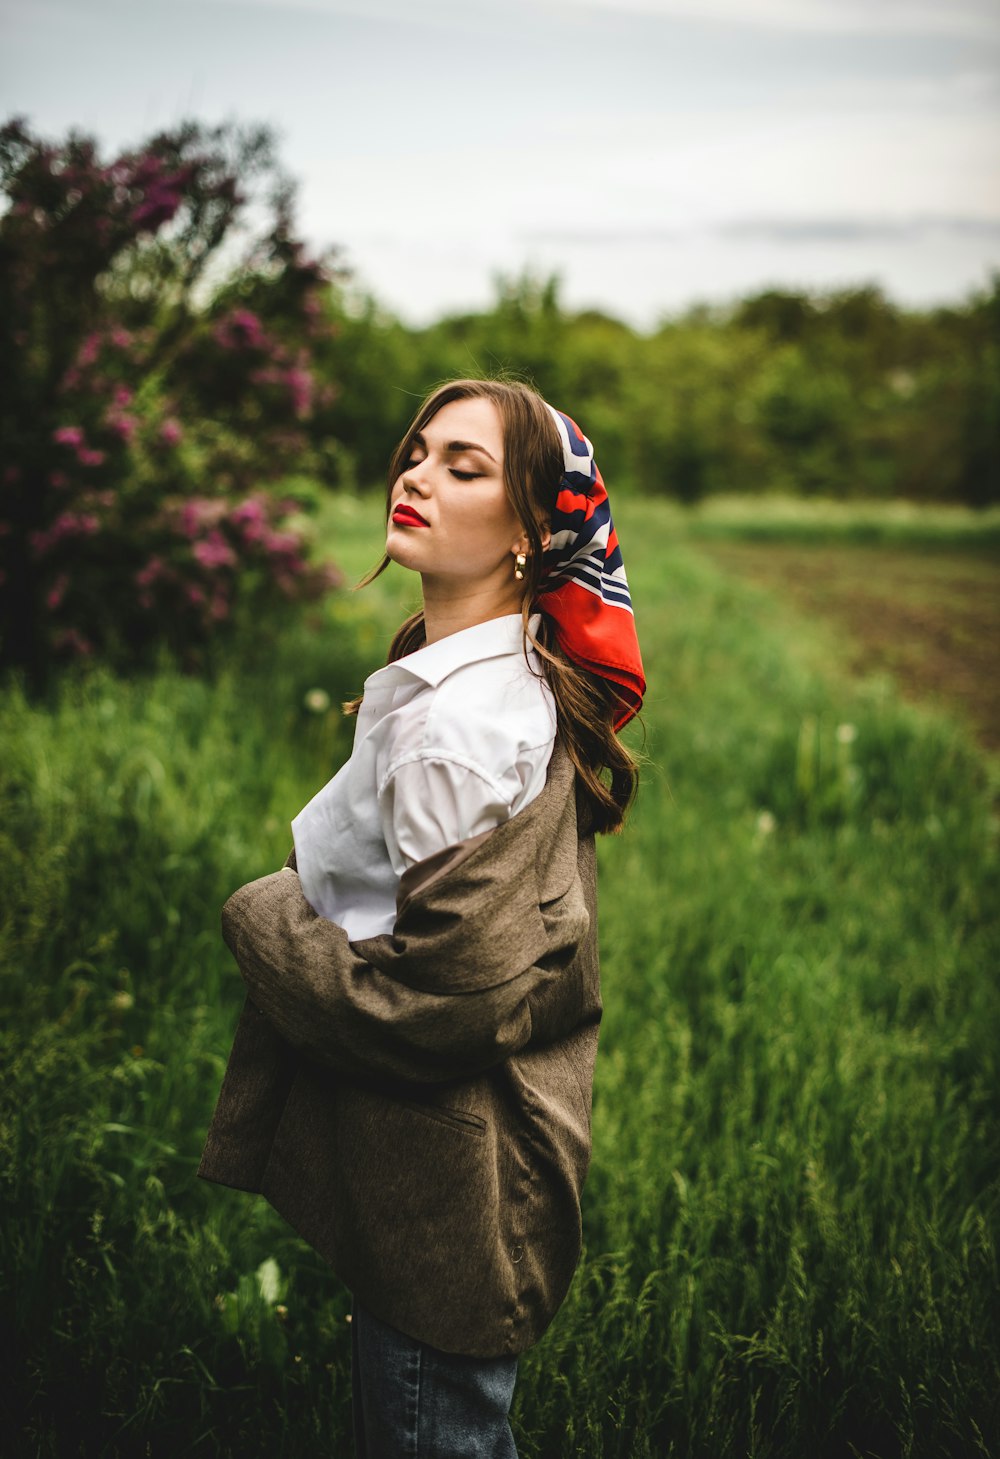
[0,117,342,679]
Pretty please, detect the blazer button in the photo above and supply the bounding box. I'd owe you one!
[510,1245,524,1264]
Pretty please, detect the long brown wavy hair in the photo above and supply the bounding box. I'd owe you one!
[348,378,639,834]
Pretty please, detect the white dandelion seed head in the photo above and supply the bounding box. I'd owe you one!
[304,688,331,714]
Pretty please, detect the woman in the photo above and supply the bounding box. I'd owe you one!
[199,379,645,1457]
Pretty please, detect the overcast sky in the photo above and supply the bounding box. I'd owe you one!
[2,0,999,325]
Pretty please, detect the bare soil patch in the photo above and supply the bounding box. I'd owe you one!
[700,542,1000,750]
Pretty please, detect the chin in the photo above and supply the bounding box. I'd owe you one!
[385,531,422,572]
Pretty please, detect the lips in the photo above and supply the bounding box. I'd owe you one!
[391,503,429,527]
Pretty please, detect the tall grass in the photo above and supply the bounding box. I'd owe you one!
[677,493,1000,546]
[2,500,997,1457]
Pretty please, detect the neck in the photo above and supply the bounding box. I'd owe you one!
[420,577,524,645]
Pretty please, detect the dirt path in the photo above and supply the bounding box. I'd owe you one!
[699,542,1000,751]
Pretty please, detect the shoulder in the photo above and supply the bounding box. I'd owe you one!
[426,648,555,755]
[383,648,555,779]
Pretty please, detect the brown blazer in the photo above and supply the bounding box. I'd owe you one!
[198,743,602,1357]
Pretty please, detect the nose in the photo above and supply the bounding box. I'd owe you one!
[401,461,430,497]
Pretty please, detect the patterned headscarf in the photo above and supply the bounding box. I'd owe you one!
[537,405,645,730]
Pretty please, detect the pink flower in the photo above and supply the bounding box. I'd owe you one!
[178,502,202,538]
[77,333,101,367]
[110,327,133,350]
[30,511,99,557]
[132,167,187,232]
[178,498,226,537]
[133,193,181,231]
[230,497,266,528]
[46,574,69,610]
[135,556,164,589]
[186,584,206,606]
[286,365,313,420]
[231,309,265,347]
[49,470,70,490]
[213,309,266,351]
[77,447,106,467]
[264,530,302,558]
[249,365,282,388]
[193,530,237,570]
[159,418,183,447]
[113,385,133,406]
[54,426,84,448]
[107,412,138,443]
[55,627,93,657]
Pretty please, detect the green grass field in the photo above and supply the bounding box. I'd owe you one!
[2,498,998,1457]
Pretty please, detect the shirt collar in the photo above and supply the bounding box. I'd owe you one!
[366,613,541,691]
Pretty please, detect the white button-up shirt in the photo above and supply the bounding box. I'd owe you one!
[291,613,557,941]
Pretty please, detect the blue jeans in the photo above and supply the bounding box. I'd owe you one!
[351,1300,519,1458]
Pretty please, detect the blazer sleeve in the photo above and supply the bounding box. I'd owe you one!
[221,806,593,1086]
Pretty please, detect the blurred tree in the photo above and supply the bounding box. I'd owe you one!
[0,117,340,683]
[734,289,815,343]
[310,286,421,488]
[626,322,768,500]
[954,275,1000,508]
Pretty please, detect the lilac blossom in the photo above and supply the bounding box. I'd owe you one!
[46,574,69,610]
[135,556,165,589]
[55,628,93,657]
[178,498,227,537]
[30,512,100,557]
[192,530,237,570]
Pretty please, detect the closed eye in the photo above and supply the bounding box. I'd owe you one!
[450,469,481,481]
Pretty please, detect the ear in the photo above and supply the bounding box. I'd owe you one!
[512,524,551,555]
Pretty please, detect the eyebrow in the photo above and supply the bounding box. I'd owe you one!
[412,431,496,463]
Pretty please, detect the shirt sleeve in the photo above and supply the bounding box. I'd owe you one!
[379,753,513,874]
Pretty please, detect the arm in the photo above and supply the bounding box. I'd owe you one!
[222,848,590,1086]
[225,742,593,1085]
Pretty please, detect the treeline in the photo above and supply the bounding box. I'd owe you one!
[3,114,997,683]
[315,271,1000,507]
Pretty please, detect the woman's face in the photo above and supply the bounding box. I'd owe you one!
[385,397,526,592]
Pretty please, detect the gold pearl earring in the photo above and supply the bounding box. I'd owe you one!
[514,552,527,582]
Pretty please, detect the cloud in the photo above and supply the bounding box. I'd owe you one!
[520,216,1000,247]
[190,0,1000,39]
[718,215,1000,242]
[556,0,1000,38]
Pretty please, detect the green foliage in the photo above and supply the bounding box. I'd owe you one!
[676,493,1000,546]
[0,595,372,1455]
[314,269,1000,510]
[2,498,997,1456]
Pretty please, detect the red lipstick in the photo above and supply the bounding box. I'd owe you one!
[392,504,429,527]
